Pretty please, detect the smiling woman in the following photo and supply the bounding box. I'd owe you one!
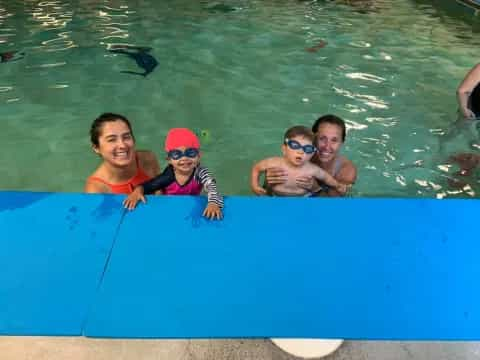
[84,113,161,194]
[311,114,357,196]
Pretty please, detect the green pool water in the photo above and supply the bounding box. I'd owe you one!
[0,0,479,198]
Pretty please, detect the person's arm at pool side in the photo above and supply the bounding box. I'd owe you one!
[196,166,223,220]
[84,178,111,194]
[325,158,357,197]
[123,186,146,210]
[251,158,274,195]
[457,63,480,119]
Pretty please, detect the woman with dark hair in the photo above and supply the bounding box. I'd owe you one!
[265,114,357,197]
[85,113,160,194]
[457,63,480,119]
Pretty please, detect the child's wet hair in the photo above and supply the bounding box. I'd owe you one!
[312,114,346,142]
[284,125,315,143]
[90,112,134,146]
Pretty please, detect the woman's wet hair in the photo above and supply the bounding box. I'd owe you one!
[90,112,134,146]
[312,114,346,142]
[284,125,315,143]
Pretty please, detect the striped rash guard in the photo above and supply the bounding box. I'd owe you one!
[141,164,223,208]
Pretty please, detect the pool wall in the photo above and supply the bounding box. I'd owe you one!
[1,191,479,339]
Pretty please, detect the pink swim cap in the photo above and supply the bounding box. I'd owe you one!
[164,128,200,151]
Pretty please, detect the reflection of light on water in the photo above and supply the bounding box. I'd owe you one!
[349,41,371,48]
[436,185,476,199]
[380,52,392,60]
[31,62,66,68]
[345,104,366,113]
[437,164,451,172]
[48,84,69,89]
[415,179,428,187]
[415,179,442,190]
[395,175,406,186]
[100,27,130,40]
[365,101,388,109]
[429,128,444,135]
[365,117,397,127]
[345,72,386,83]
[333,87,390,110]
[345,120,368,130]
[386,151,395,161]
[41,32,76,51]
[359,137,387,146]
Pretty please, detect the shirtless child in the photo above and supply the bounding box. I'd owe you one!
[251,126,348,196]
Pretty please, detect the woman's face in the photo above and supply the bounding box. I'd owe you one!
[315,122,344,163]
[93,120,135,167]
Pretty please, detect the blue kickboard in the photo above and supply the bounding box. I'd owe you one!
[84,196,480,340]
[0,191,124,336]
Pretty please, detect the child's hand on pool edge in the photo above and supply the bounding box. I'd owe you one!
[203,202,223,220]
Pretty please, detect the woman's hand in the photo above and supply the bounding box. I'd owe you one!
[335,183,352,195]
[265,167,288,186]
[203,203,223,220]
[295,176,321,192]
[123,187,146,210]
[252,186,267,195]
[461,106,476,119]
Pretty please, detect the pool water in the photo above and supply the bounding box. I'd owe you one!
[0,0,479,198]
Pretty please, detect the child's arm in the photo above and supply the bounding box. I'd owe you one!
[142,165,174,195]
[123,166,174,210]
[313,167,348,195]
[196,166,224,220]
[250,159,271,195]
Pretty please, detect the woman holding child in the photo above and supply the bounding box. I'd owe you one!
[265,114,357,196]
[84,113,161,194]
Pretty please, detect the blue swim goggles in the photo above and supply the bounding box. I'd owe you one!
[167,148,200,160]
[284,138,317,154]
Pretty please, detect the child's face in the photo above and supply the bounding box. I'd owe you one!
[167,146,201,174]
[282,135,315,167]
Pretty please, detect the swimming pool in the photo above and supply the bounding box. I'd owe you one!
[0,0,479,198]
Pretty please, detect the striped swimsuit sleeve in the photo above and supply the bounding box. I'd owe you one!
[195,166,224,208]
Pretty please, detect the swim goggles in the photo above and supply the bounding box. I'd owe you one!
[167,147,200,160]
[284,139,317,154]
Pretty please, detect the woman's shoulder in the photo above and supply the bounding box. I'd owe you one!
[84,167,111,193]
[337,156,357,184]
[136,150,158,162]
[136,150,161,177]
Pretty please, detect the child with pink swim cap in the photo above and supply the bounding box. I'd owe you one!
[123,128,223,220]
